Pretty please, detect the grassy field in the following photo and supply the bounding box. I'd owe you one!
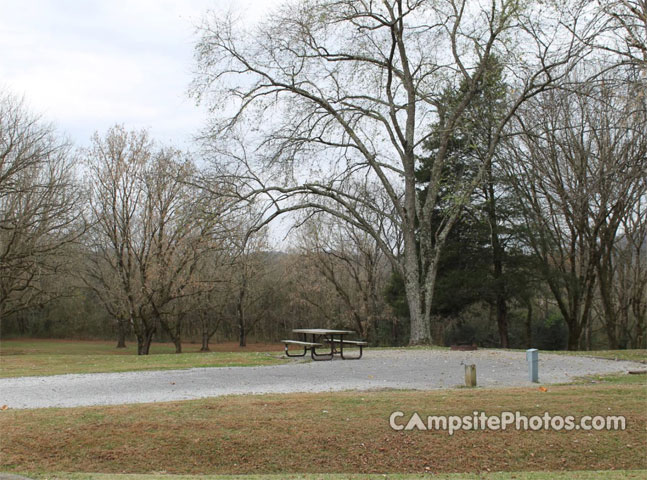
[20,471,647,479]
[550,349,647,363]
[0,339,288,377]
[1,374,645,476]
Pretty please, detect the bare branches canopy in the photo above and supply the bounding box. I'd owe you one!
[0,93,83,319]
[192,0,590,344]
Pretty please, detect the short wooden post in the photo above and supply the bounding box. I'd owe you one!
[464,364,477,387]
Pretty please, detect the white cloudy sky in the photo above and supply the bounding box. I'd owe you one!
[0,0,277,148]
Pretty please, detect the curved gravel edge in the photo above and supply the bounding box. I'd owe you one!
[0,349,644,409]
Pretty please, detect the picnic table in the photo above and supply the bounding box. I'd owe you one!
[282,328,367,360]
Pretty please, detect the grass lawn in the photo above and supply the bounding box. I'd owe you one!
[20,471,647,479]
[549,349,647,363]
[1,375,645,476]
[0,339,288,378]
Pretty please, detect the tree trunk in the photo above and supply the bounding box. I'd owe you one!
[485,168,509,348]
[237,276,247,347]
[566,322,582,351]
[404,277,430,345]
[525,301,533,348]
[632,287,647,348]
[391,317,396,346]
[604,317,618,350]
[238,305,247,347]
[352,312,366,340]
[404,226,433,345]
[496,296,509,349]
[200,314,222,352]
[137,328,155,355]
[174,320,182,353]
[116,318,127,348]
[173,336,182,354]
[597,258,619,349]
[200,331,211,352]
[159,318,183,354]
[403,156,433,346]
[634,310,646,349]
[545,269,594,351]
[635,322,645,349]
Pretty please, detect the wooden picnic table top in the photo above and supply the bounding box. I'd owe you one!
[292,328,355,335]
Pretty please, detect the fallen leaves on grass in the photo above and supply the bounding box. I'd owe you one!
[1,383,645,475]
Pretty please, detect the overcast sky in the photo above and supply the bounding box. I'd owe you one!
[0,0,277,148]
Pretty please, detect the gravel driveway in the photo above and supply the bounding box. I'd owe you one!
[0,349,643,409]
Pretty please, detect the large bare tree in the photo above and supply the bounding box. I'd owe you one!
[505,80,647,350]
[0,93,82,323]
[593,194,647,349]
[84,126,222,354]
[611,200,647,348]
[193,0,589,343]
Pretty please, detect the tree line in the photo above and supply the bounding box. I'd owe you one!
[1,0,645,352]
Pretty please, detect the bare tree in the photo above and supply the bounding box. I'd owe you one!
[589,0,647,69]
[193,0,589,344]
[84,127,151,352]
[505,80,647,349]
[297,214,392,339]
[84,126,221,354]
[140,152,225,353]
[605,198,647,348]
[0,92,82,324]
[230,229,282,347]
[192,278,235,352]
[179,220,240,352]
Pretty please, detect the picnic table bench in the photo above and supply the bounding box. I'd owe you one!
[282,328,367,360]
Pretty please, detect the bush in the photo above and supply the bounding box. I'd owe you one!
[532,311,569,350]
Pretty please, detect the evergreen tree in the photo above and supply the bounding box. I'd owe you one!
[386,54,535,347]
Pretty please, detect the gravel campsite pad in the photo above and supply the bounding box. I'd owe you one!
[0,349,643,409]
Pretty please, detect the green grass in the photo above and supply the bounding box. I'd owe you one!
[0,340,289,378]
[0,339,284,356]
[573,371,647,385]
[23,471,647,479]
[548,349,647,363]
[372,345,451,351]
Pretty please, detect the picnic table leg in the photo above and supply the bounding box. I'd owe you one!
[284,339,308,357]
[300,332,309,356]
[311,333,333,361]
[340,338,364,360]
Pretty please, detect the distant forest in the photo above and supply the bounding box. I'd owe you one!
[1,0,645,353]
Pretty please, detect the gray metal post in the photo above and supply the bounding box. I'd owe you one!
[526,348,538,382]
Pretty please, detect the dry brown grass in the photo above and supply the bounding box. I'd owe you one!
[1,381,645,475]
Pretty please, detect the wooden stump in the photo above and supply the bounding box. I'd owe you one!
[464,364,477,387]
